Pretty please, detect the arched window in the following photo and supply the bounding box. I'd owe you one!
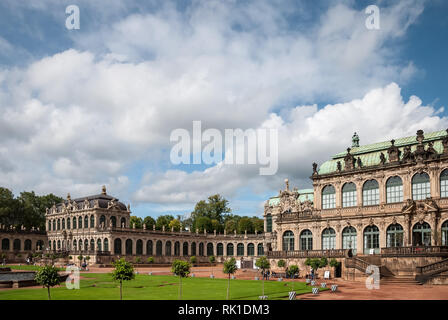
[300,230,313,250]
[217,243,224,256]
[364,225,379,254]
[53,220,56,230]
[67,218,70,230]
[73,240,77,251]
[342,226,357,254]
[97,238,102,251]
[146,240,153,255]
[191,242,196,256]
[257,243,264,256]
[110,216,117,228]
[199,243,204,256]
[363,180,379,206]
[13,239,21,251]
[412,173,430,200]
[387,224,404,247]
[413,222,431,246]
[442,221,448,246]
[99,215,106,227]
[2,239,10,250]
[165,241,172,256]
[48,220,51,231]
[156,240,162,256]
[174,241,180,256]
[136,240,143,255]
[125,239,133,255]
[121,217,126,228]
[114,239,122,254]
[73,217,77,229]
[90,215,95,228]
[84,239,88,251]
[57,219,60,230]
[104,238,109,252]
[237,243,244,256]
[266,214,272,232]
[440,170,448,198]
[90,239,94,251]
[322,185,336,209]
[78,217,82,229]
[321,228,336,250]
[386,176,403,203]
[207,243,214,256]
[36,240,44,251]
[282,231,295,251]
[183,242,189,256]
[84,216,88,228]
[24,239,32,251]
[62,218,65,229]
[227,243,234,256]
[247,243,255,256]
[342,182,357,207]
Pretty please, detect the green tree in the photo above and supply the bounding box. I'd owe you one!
[255,256,270,296]
[209,255,215,277]
[129,216,143,229]
[277,259,286,271]
[111,258,135,300]
[171,260,191,300]
[156,215,175,231]
[288,265,299,278]
[190,256,197,265]
[237,217,254,234]
[34,265,61,300]
[169,219,181,231]
[251,217,264,233]
[194,216,212,233]
[147,256,154,273]
[77,255,83,267]
[223,258,237,300]
[190,194,231,232]
[224,218,238,233]
[143,216,156,230]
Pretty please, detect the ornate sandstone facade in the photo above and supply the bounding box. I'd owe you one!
[42,186,266,264]
[264,129,448,282]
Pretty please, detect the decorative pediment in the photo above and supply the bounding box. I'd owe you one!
[107,198,121,210]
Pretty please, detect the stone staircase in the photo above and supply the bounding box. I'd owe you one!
[380,276,422,286]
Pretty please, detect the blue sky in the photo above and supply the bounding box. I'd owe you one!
[0,0,447,219]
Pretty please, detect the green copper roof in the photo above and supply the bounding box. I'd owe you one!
[318,129,447,175]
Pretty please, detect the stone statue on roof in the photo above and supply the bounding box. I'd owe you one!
[352,132,360,147]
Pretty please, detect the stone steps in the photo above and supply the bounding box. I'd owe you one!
[380,277,422,285]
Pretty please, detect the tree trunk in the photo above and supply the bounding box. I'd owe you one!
[47,286,51,300]
[178,276,182,300]
[227,274,230,300]
[262,277,265,297]
[120,281,122,300]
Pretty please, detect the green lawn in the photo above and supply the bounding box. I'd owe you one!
[0,273,325,300]
[5,265,64,271]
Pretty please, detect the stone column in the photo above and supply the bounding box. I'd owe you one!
[335,184,342,208]
[403,174,411,200]
[121,240,126,256]
[430,168,439,199]
[379,227,387,249]
[356,228,363,254]
[379,178,386,205]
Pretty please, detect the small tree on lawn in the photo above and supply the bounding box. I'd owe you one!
[329,258,340,277]
[147,256,154,273]
[190,256,197,266]
[85,256,90,267]
[287,265,299,291]
[209,255,215,277]
[171,259,191,300]
[277,259,286,277]
[135,257,142,264]
[255,256,270,297]
[34,265,61,300]
[111,258,135,300]
[223,257,237,300]
[77,255,83,267]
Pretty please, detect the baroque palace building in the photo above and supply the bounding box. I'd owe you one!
[264,129,448,283]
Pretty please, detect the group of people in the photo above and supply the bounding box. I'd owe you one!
[261,270,271,280]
